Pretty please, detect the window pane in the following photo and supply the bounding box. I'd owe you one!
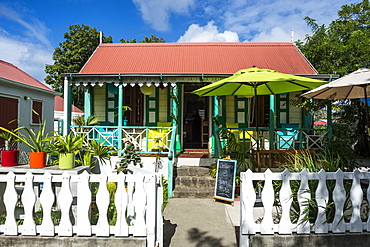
[32,101,42,123]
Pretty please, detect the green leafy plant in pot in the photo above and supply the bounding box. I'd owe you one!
[0,132,19,167]
[50,132,83,169]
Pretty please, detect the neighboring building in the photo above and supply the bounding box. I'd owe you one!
[54,96,84,133]
[0,60,58,157]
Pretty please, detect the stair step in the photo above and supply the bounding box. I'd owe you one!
[175,176,215,188]
[175,166,210,176]
[172,188,215,198]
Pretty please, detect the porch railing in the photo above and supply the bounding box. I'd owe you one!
[70,125,174,154]
[240,169,370,247]
[220,127,329,154]
[0,169,163,247]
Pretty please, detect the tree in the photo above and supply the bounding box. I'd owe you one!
[45,24,112,109]
[296,0,370,156]
[296,0,370,76]
[120,34,165,43]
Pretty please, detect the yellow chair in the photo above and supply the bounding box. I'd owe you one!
[148,122,172,151]
[226,123,254,151]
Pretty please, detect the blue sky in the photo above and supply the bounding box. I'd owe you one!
[0,0,357,82]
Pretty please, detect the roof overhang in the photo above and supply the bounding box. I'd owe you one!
[0,76,60,96]
[62,72,337,86]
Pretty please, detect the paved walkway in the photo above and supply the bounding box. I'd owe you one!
[163,198,240,247]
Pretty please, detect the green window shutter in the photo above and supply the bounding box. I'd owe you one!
[235,96,248,127]
[106,84,118,125]
[276,94,289,128]
[146,87,159,126]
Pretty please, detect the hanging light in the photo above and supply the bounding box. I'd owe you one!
[140,83,155,95]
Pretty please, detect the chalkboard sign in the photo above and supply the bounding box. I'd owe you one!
[214,159,237,203]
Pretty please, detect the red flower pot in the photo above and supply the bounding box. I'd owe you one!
[1,150,19,167]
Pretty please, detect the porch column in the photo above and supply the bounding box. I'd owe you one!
[63,76,72,135]
[269,95,275,150]
[168,84,179,198]
[327,99,333,143]
[171,84,180,152]
[117,84,123,155]
[212,96,221,157]
[84,86,92,122]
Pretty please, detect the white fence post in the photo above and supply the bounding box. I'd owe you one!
[39,172,55,236]
[314,169,328,233]
[350,169,363,232]
[4,172,17,236]
[21,172,36,235]
[261,169,274,234]
[332,169,346,233]
[58,172,73,236]
[133,174,147,236]
[114,172,129,236]
[77,171,91,236]
[279,169,292,234]
[297,169,310,234]
[96,174,110,237]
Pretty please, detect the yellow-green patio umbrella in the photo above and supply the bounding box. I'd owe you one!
[193,67,325,97]
[192,67,325,150]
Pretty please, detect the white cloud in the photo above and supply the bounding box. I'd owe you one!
[0,4,53,82]
[0,4,50,46]
[218,0,354,42]
[0,34,53,82]
[132,0,195,31]
[178,21,239,42]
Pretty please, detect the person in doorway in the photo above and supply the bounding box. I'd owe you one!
[186,109,201,142]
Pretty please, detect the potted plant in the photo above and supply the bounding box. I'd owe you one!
[50,132,83,169]
[0,119,50,168]
[76,139,116,173]
[0,132,19,167]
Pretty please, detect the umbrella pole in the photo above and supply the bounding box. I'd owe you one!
[364,87,370,136]
[363,87,370,155]
[254,85,259,151]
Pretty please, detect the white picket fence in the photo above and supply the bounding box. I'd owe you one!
[240,169,370,246]
[0,170,163,247]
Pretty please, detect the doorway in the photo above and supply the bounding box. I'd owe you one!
[183,85,209,149]
[123,86,144,126]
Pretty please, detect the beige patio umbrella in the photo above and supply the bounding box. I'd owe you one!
[302,68,370,135]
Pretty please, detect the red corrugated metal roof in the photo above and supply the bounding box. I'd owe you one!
[80,42,317,75]
[54,96,83,113]
[0,60,53,91]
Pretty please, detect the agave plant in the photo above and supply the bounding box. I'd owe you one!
[0,119,50,153]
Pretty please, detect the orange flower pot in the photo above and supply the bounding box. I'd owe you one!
[29,151,47,168]
[1,150,19,167]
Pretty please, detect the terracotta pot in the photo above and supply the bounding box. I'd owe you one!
[1,150,19,167]
[58,153,75,169]
[29,151,47,168]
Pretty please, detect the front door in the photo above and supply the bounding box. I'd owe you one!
[183,85,209,149]
[124,86,144,126]
[0,96,18,147]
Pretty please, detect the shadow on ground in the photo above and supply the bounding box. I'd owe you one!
[163,218,177,247]
[187,228,237,247]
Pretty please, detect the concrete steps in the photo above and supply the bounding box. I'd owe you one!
[173,166,215,198]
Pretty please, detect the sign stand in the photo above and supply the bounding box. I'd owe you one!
[213,158,237,206]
